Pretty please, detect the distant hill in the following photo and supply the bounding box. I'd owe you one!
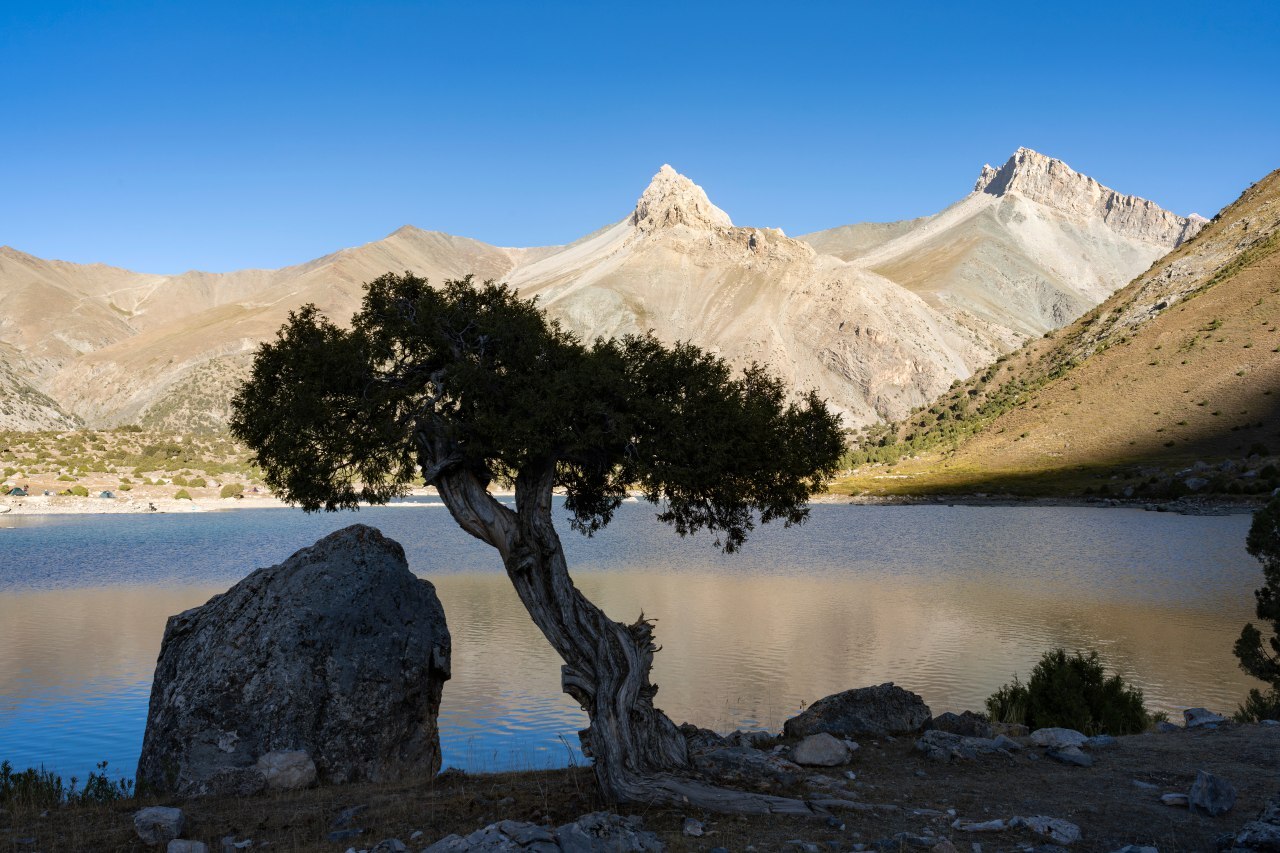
[838,167,1280,499]
[0,151,1202,431]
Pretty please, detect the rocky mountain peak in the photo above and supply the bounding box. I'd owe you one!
[973,148,1204,247]
[633,165,733,232]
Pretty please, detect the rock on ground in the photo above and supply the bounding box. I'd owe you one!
[1228,790,1280,850]
[1189,768,1237,816]
[783,683,931,739]
[915,729,1005,762]
[1011,815,1082,845]
[1184,707,1228,728]
[136,524,451,796]
[790,733,851,766]
[1030,728,1088,749]
[256,749,317,790]
[423,812,664,851]
[931,711,994,739]
[167,841,208,853]
[134,806,185,846]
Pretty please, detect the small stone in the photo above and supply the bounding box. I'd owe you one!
[1261,719,1280,727]
[1029,728,1087,749]
[1012,815,1081,845]
[915,769,928,777]
[331,806,368,829]
[1188,769,1236,816]
[1046,746,1093,767]
[711,848,730,853]
[1085,734,1117,749]
[1183,708,1227,729]
[1156,721,1181,733]
[134,807,186,846]
[370,840,407,853]
[826,816,845,830]
[1161,793,1188,807]
[952,818,1007,832]
[409,831,423,842]
[1131,779,1159,791]
[1108,846,1158,853]
[683,817,704,837]
[791,732,851,766]
[844,770,857,780]
[168,842,209,853]
[993,734,1022,750]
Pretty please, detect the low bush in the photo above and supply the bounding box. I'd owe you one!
[186,477,207,488]
[1236,687,1280,722]
[985,648,1152,735]
[174,489,192,500]
[0,759,132,809]
[219,482,244,498]
[61,485,89,498]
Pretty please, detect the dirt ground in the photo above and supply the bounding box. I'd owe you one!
[2,723,1276,852]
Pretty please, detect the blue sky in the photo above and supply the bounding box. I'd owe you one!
[1,1,1277,273]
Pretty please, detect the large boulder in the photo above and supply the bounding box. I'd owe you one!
[783,683,931,739]
[137,524,451,796]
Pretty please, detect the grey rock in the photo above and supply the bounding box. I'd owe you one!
[1230,793,1280,850]
[1161,793,1188,807]
[932,711,994,739]
[370,840,407,853]
[784,682,931,739]
[1185,477,1210,492]
[328,829,363,842]
[682,818,704,837]
[167,842,209,853]
[256,749,317,790]
[692,746,803,788]
[1046,746,1093,767]
[791,732,851,766]
[332,805,369,829]
[1184,708,1228,729]
[951,818,1007,832]
[1156,721,1182,733]
[1011,815,1081,845]
[993,734,1022,750]
[1131,779,1159,791]
[786,842,820,853]
[1107,847,1157,853]
[1188,769,1236,816]
[137,525,451,796]
[1261,719,1280,727]
[677,723,726,753]
[134,807,185,846]
[423,812,664,852]
[916,729,1005,762]
[1086,734,1118,749]
[725,729,774,749]
[1029,728,1088,749]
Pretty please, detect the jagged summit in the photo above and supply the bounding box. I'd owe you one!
[632,165,733,232]
[973,148,1204,246]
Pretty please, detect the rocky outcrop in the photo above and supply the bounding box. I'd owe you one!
[632,164,733,232]
[136,524,451,796]
[784,683,932,739]
[975,147,1204,247]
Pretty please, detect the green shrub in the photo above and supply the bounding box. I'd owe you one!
[220,482,244,498]
[186,477,207,488]
[1236,496,1280,713]
[985,648,1152,735]
[174,489,192,500]
[0,759,133,809]
[1235,687,1280,722]
[56,474,75,482]
[171,476,188,487]
[61,485,89,498]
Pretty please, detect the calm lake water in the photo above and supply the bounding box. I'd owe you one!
[0,500,1262,782]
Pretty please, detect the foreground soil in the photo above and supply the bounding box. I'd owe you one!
[3,724,1276,853]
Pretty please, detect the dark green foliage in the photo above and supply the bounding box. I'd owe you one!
[220,482,244,498]
[174,489,192,500]
[1235,687,1280,722]
[0,760,133,809]
[1235,497,1280,700]
[231,274,844,552]
[985,648,1152,735]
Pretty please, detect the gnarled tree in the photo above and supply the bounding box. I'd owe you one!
[230,273,844,809]
[1236,496,1280,720]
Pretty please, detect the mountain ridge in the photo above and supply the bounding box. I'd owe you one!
[0,150,1209,433]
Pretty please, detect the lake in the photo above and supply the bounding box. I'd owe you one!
[0,500,1262,783]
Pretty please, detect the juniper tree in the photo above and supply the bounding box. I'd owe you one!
[230,273,844,809]
[1236,496,1280,719]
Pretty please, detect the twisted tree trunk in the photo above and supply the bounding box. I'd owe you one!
[426,454,821,813]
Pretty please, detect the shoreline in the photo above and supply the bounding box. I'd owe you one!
[3,489,1263,517]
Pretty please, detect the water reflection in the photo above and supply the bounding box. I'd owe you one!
[0,503,1261,780]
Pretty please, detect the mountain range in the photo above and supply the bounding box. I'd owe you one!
[0,149,1205,432]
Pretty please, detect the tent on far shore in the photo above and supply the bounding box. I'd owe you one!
[7,487,27,497]
[99,490,115,499]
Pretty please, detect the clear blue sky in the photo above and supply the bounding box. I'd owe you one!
[2,1,1277,273]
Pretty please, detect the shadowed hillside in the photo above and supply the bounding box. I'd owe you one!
[837,168,1280,499]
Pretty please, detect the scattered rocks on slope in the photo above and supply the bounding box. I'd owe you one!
[915,729,1007,762]
[1047,746,1094,767]
[1011,814,1082,845]
[1189,769,1237,817]
[784,683,932,739]
[136,524,451,796]
[691,746,804,789]
[166,842,208,853]
[134,806,185,846]
[423,812,664,852]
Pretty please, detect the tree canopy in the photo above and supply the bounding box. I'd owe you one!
[231,273,844,551]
